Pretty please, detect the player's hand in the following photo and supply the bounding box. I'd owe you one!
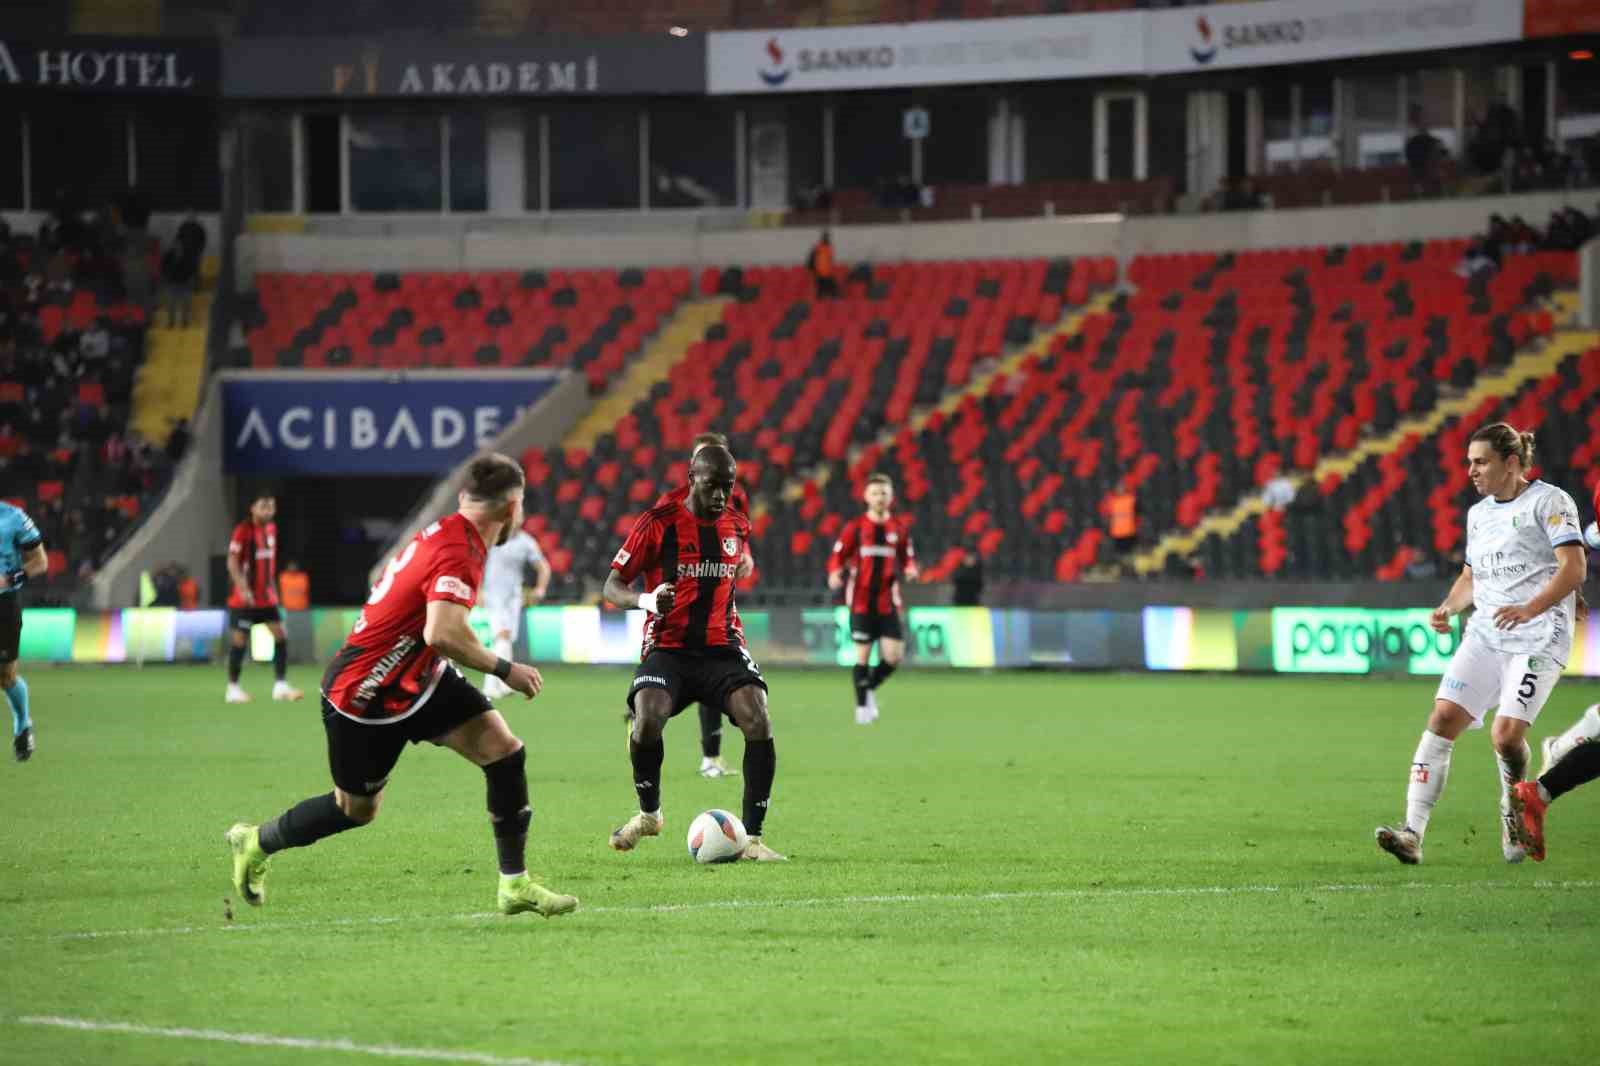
[905,565,921,584]
[505,662,543,699]
[827,570,843,591]
[1430,605,1454,633]
[1578,591,1590,623]
[237,588,255,606]
[649,581,675,617]
[736,554,755,580]
[1493,603,1538,629]
[0,573,8,591]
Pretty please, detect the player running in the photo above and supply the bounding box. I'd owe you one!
[604,443,785,860]
[1375,424,1587,865]
[480,520,551,701]
[1,501,48,762]
[654,432,755,778]
[224,491,302,704]
[828,473,918,724]
[224,454,578,918]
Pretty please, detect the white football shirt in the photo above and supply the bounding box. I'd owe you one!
[1463,480,1584,657]
[482,531,545,604]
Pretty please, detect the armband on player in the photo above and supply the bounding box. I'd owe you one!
[6,568,25,590]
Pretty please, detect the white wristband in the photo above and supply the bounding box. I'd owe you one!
[637,592,658,614]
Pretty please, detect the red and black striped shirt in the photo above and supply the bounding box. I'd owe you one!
[612,501,750,655]
[828,513,916,617]
[227,520,279,608]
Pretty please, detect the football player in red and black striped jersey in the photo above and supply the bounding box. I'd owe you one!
[654,431,756,780]
[605,444,785,861]
[224,491,302,704]
[828,473,918,724]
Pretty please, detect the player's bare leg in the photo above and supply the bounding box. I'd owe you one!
[224,628,252,703]
[864,636,904,720]
[727,684,785,861]
[267,622,303,701]
[611,689,669,851]
[1491,714,1532,863]
[1376,700,1471,865]
[438,710,577,917]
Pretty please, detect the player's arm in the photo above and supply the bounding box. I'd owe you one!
[1494,544,1587,629]
[525,555,551,604]
[0,539,47,590]
[902,529,920,583]
[826,521,857,591]
[1430,564,1474,633]
[605,516,673,615]
[422,599,543,698]
[226,530,254,606]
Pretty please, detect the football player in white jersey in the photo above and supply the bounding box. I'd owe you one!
[481,523,552,700]
[1375,423,1587,865]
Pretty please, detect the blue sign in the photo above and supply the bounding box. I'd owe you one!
[223,376,557,474]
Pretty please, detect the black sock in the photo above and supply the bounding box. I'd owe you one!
[698,703,723,759]
[227,643,245,684]
[630,735,664,813]
[742,737,776,837]
[868,661,897,689]
[852,665,869,707]
[1540,741,1600,801]
[273,638,288,682]
[257,792,362,854]
[483,746,532,876]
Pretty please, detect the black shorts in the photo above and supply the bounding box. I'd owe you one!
[0,593,19,663]
[229,606,284,633]
[849,610,903,644]
[322,665,493,796]
[628,647,767,718]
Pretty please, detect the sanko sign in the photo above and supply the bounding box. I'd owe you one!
[224,35,705,98]
[0,36,217,94]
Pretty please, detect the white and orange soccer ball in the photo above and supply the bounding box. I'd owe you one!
[686,809,748,864]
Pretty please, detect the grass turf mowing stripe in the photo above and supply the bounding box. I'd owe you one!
[14,1016,573,1066]
[25,878,1600,943]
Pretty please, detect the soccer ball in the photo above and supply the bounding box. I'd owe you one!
[1585,521,1600,551]
[687,809,748,864]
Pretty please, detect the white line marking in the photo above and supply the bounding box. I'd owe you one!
[13,1015,573,1066]
[19,879,1600,945]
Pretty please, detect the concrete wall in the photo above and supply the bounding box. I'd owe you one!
[235,189,1599,284]
[90,373,231,610]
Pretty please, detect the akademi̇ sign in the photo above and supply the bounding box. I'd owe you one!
[1146,0,1523,74]
[707,12,1143,94]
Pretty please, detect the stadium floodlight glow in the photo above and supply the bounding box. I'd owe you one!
[1570,50,1593,60]
[669,26,689,37]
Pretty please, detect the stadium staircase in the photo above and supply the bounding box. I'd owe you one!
[562,296,733,451]
[131,292,210,448]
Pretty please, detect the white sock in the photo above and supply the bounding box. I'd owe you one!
[492,636,513,660]
[1405,730,1454,839]
[1548,705,1600,765]
[1495,738,1530,805]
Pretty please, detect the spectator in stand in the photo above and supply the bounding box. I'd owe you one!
[279,559,311,612]
[1107,479,1139,556]
[807,231,840,300]
[176,214,206,265]
[161,242,198,328]
[952,542,984,607]
[1405,123,1445,197]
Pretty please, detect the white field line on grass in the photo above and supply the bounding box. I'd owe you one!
[12,1015,573,1066]
[16,878,1600,945]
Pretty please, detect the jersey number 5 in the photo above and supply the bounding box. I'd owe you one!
[368,542,419,606]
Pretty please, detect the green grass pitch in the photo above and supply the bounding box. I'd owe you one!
[2,664,1599,1066]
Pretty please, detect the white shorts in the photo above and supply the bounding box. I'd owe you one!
[484,594,522,642]
[1435,631,1564,727]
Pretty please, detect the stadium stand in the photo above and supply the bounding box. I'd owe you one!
[236,268,695,391]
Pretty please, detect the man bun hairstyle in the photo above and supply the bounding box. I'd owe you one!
[463,452,525,502]
[1469,422,1535,468]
